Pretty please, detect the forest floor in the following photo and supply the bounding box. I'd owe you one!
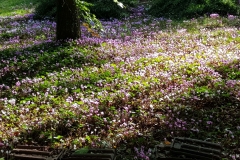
[0,1,240,160]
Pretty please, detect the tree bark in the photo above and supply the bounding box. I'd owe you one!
[56,0,81,40]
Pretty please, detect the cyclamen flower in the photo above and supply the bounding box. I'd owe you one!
[134,146,150,160]
[0,142,4,147]
[9,99,16,105]
[166,19,172,24]
[228,15,235,20]
[16,81,21,86]
[207,121,213,125]
[210,13,219,19]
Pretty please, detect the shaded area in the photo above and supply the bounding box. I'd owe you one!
[148,0,240,19]
[0,41,107,87]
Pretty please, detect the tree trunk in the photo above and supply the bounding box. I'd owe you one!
[56,0,81,40]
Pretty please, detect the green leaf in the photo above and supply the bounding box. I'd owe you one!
[113,0,125,8]
[73,147,89,155]
[85,135,91,142]
[54,135,63,140]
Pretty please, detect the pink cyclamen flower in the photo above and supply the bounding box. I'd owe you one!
[166,19,172,24]
[210,13,219,19]
[0,142,4,147]
[228,15,235,20]
[207,121,213,125]
[16,81,21,86]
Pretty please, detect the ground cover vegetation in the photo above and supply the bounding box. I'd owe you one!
[34,0,240,20]
[0,0,240,159]
[34,0,139,20]
[148,0,240,19]
[0,0,38,16]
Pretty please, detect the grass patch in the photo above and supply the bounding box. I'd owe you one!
[0,0,38,16]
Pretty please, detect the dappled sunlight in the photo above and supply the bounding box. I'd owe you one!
[0,3,240,159]
[0,0,38,16]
